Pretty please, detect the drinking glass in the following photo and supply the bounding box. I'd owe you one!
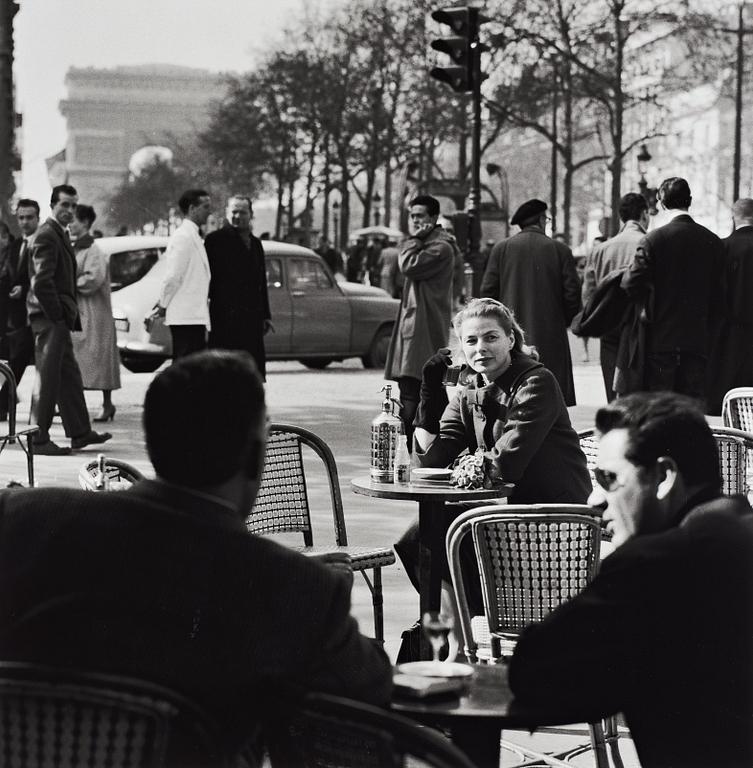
[422,610,454,662]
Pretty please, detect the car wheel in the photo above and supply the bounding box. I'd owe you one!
[361,325,392,369]
[120,356,164,374]
[299,358,333,369]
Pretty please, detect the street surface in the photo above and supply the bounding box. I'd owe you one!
[0,335,639,765]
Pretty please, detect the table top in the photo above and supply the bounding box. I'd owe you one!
[392,664,577,729]
[351,475,512,502]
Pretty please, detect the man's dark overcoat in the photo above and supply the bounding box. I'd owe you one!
[0,482,392,749]
[205,225,271,378]
[707,224,753,414]
[480,225,581,405]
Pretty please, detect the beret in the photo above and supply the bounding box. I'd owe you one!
[510,198,547,226]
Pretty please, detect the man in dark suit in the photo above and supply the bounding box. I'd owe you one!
[480,198,581,406]
[622,177,723,404]
[509,392,753,768]
[0,350,391,752]
[26,185,111,455]
[0,199,37,420]
[707,197,753,414]
[206,196,273,379]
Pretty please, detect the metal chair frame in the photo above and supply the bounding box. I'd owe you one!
[447,504,623,768]
[0,661,229,767]
[247,423,395,643]
[79,455,146,490]
[721,387,753,432]
[0,360,36,486]
[265,691,477,768]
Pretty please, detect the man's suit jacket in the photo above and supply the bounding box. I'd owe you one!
[26,218,80,330]
[159,219,211,327]
[509,493,753,768]
[0,236,31,331]
[0,481,392,746]
[621,214,723,354]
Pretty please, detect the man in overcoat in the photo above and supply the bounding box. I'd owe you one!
[622,177,723,405]
[707,197,753,414]
[385,195,457,445]
[206,196,272,379]
[582,192,648,401]
[480,199,581,405]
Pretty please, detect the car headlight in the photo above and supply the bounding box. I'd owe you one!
[114,317,130,332]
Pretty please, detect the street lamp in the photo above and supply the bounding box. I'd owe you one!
[637,144,658,216]
[372,191,382,226]
[332,199,340,250]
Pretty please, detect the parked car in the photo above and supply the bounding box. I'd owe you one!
[102,236,399,373]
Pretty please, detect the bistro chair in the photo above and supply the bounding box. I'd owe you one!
[79,453,145,491]
[0,661,230,767]
[709,425,753,499]
[265,691,477,768]
[447,505,623,768]
[578,428,599,490]
[247,423,395,643]
[721,387,753,432]
[0,360,37,486]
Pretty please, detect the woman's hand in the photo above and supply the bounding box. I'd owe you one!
[414,348,452,435]
[421,347,453,390]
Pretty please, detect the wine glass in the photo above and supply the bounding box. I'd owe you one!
[422,610,454,663]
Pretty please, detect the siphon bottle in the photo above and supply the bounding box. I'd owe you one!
[370,384,402,483]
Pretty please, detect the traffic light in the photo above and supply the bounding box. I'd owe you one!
[429,6,489,93]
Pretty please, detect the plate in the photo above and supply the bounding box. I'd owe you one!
[396,661,474,678]
[412,468,453,482]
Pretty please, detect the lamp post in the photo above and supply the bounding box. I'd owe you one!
[372,191,382,226]
[332,199,340,250]
[637,144,658,216]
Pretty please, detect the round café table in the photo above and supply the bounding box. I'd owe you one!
[351,476,512,657]
[392,664,579,768]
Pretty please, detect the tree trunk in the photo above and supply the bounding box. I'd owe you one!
[384,161,393,227]
[610,2,625,236]
[275,180,284,240]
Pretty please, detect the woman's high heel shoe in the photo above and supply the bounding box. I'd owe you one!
[93,405,116,422]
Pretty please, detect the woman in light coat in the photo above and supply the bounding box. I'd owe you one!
[69,204,120,421]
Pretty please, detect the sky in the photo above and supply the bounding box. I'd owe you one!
[14,0,322,205]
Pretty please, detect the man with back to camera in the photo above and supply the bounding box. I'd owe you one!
[26,184,111,456]
[581,192,649,401]
[0,350,392,758]
[707,197,753,414]
[0,198,39,420]
[480,198,581,405]
[205,195,273,380]
[509,392,753,768]
[384,194,458,447]
[149,188,212,359]
[621,177,723,405]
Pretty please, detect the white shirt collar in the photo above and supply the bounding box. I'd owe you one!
[664,208,691,222]
[182,218,200,234]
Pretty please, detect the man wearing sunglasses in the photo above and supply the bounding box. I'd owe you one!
[509,392,753,768]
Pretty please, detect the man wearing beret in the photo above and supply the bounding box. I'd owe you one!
[480,198,581,405]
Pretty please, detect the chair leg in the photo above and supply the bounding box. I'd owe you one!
[587,721,610,768]
[358,568,385,645]
[604,715,624,768]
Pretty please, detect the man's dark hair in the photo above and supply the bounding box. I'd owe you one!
[595,392,721,491]
[143,350,266,487]
[618,193,648,223]
[178,189,209,215]
[658,177,692,210]
[16,198,40,215]
[74,204,96,227]
[50,184,77,206]
[409,195,440,217]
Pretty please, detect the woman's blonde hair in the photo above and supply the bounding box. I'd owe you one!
[453,298,537,358]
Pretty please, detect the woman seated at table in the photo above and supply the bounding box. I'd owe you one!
[394,298,591,616]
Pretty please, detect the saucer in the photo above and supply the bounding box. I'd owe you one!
[396,661,474,678]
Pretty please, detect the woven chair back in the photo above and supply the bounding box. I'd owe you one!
[711,425,753,497]
[473,512,602,636]
[0,662,227,768]
[722,388,753,432]
[247,424,347,546]
[577,429,599,488]
[266,693,476,768]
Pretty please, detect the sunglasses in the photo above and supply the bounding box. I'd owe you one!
[593,467,624,492]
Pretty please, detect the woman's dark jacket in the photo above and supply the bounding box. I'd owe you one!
[415,352,591,504]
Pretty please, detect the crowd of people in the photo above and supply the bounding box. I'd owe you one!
[0,178,750,767]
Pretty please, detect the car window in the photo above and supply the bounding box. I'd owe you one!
[289,258,333,291]
[109,248,162,291]
[266,258,283,289]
